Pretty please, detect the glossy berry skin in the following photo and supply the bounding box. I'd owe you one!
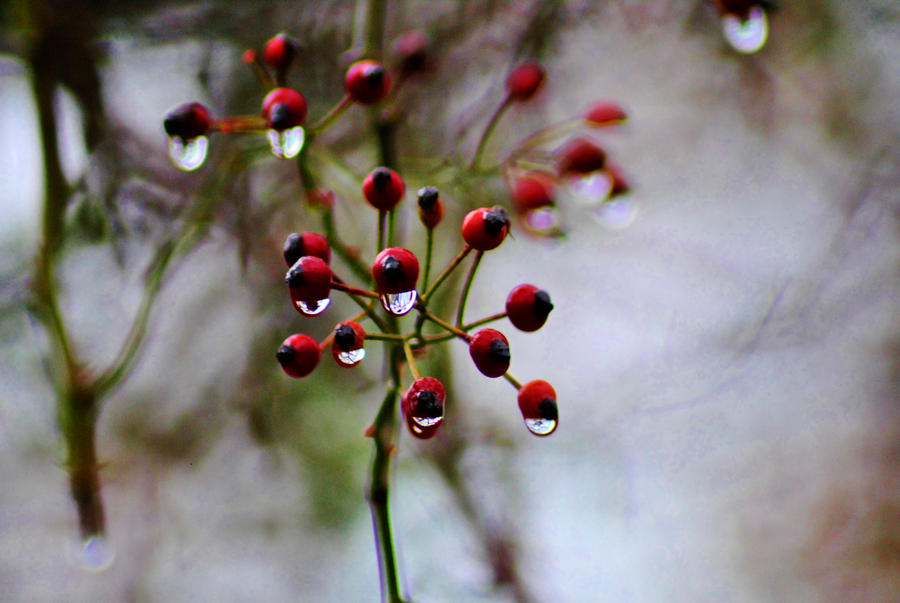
[391,30,429,77]
[285,255,332,304]
[362,167,405,211]
[372,247,419,294]
[283,232,331,267]
[345,60,391,105]
[468,329,511,378]
[332,321,365,367]
[262,88,307,130]
[506,61,545,101]
[517,379,558,435]
[417,186,444,229]
[277,334,321,378]
[506,284,553,332]
[558,137,607,175]
[511,173,555,213]
[461,206,510,251]
[402,377,446,440]
[163,102,211,140]
[585,101,627,126]
[263,33,299,69]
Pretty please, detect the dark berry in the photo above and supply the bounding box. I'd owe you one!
[391,30,429,77]
[285,255,332,305]
[468,329,511,378]
[506,284,553,332]
[277,334,320,378]
[332,321,366,368]
[362,167,405,211]
[558,137,607,175]
[417,186,444,229]
[263,33,299,70]
[283,232,331,266]
[506,61,545,101]
[163,102,211,140]
[461,207,509,251]
[517,379,558,436]
[372,247,419,294]
[402,377,446,439]
[262,88,307,130]
[345,60,391,105]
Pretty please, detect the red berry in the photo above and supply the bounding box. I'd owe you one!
[468,329,511,378]
[163,102,211,140]
[506,61,545,101]
[506,284,553,332]
[345,60,391,105]
[402,377,446,439]
[362,167,405,211]
[262,88,307,130]
[283,232,331,267]
[372,247,419,294]
[716,0,758,18]
[242,49,257,64]
[517,379,558,436]
[277,334,320,378]
[584,101,627,126]
[511,172,555,213]
[285,255,332,306]
[263,33,299,69]
[391,30,429,77]
[332,321,366,368]
[558,137,607,175]
[417,186,444,229]
[607,163,631,198]
[461,206,510,251]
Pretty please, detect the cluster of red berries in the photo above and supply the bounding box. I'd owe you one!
[276,165,559,438]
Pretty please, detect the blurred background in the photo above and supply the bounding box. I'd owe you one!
[1,1,898,601]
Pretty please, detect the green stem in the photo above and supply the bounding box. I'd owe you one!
[310,94,353,134]
[422,228,435,293]
[419,308,472,342]
[377,209,387,255]
[402,338,420,380]
[455,251,483,328]
[422,245,472,302]
[503,372,523,390]
[470,95,512,170]
[463,311,508,331]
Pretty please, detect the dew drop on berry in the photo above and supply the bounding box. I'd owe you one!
[568,171,613,205]
[524,416,557,436]
[168,136,209,171]
[412,413,442,429]
[267,126,305,159]
[336,347,366,367]
[524,206,560,235]
[593,197,638,230]
[296,297,331,316]
[722,6,768,54]
[67,534,115,573]
[380,290,417,316]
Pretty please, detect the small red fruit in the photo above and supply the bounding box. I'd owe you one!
[584,101,627,126]
[517,379,558,436]
[277,334,321,378]
[263,33,299,70]
[506,61,545,101]
[468,329,511,378]
[417,186,444,229]
[506,284,553,332]
[345,60,391,105]
[332,321,366,368]
[285,255,332,306]
[391,30,429,77]
[163,102,211,140]
[511,172,555,213]
[362,167,405,211]
[283,232,331,267]
[402,377,446,439]
[372,247,419,294]
[558,137,607,175]
[262,88,307,130]
[607,163,631,198]
[461,206,510,251]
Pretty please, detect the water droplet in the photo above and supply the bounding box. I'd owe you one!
[380,290,417,316]
[722,6,768,54]
[267,126,305,159]
[524,207,560,235]
[168,136,209,171]
[296,297,331,316]
[568,171,613,204]
[593,197,638,230]
[336,347,366,367]
[412,414,442,429]
[524,417,557,436]
[68,535,115,572]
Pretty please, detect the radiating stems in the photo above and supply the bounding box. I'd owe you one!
[470,95,512,170]
[503,372,523,390]
[332,280,380,300]
[456,250,483,328]
[418,308,472,342]
[310,94,353,134]
[366,332,406,342]
[463,311,508,331]
[422,245,472,302]
[402,338,420,380]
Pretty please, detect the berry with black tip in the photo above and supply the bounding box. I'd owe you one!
[391,30,429,77]
[506,284,553,332]
[511,172,555,213]
[362,167,405,211]
[517,379,558,436]
[506,61,545,101]
[402,377,446,439]
[417,186,444,229]
[468,329,511,378]
[163,102,211,140]
[461,206,510,251]
[558,137,607,175]
[283,232,331,267]
[372,247,419,294]
[277,334,321,378]
[345,60,391,105]
[263,32,299,70]
[332,321,366,367]
[262,88,307,131]
[285,255,332,306]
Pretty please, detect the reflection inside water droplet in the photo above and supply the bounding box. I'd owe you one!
[412,414,442,428]
[524,417,557,436]
[722,6,768,54]
[337,348,365,366]
[296,297,331,316]
[168,136,209,171]
[380,290,417,316]
[568,171,613,204]
[593,197,638,230]
[524,207,560,235]
[268,126,305,159]
[68,535,115,572]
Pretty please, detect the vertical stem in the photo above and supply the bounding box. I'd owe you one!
[422,228,434,292]
[456,250,483,327]
[470,96,512,170]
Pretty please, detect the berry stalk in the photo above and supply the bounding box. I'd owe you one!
[455,250,484,327]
